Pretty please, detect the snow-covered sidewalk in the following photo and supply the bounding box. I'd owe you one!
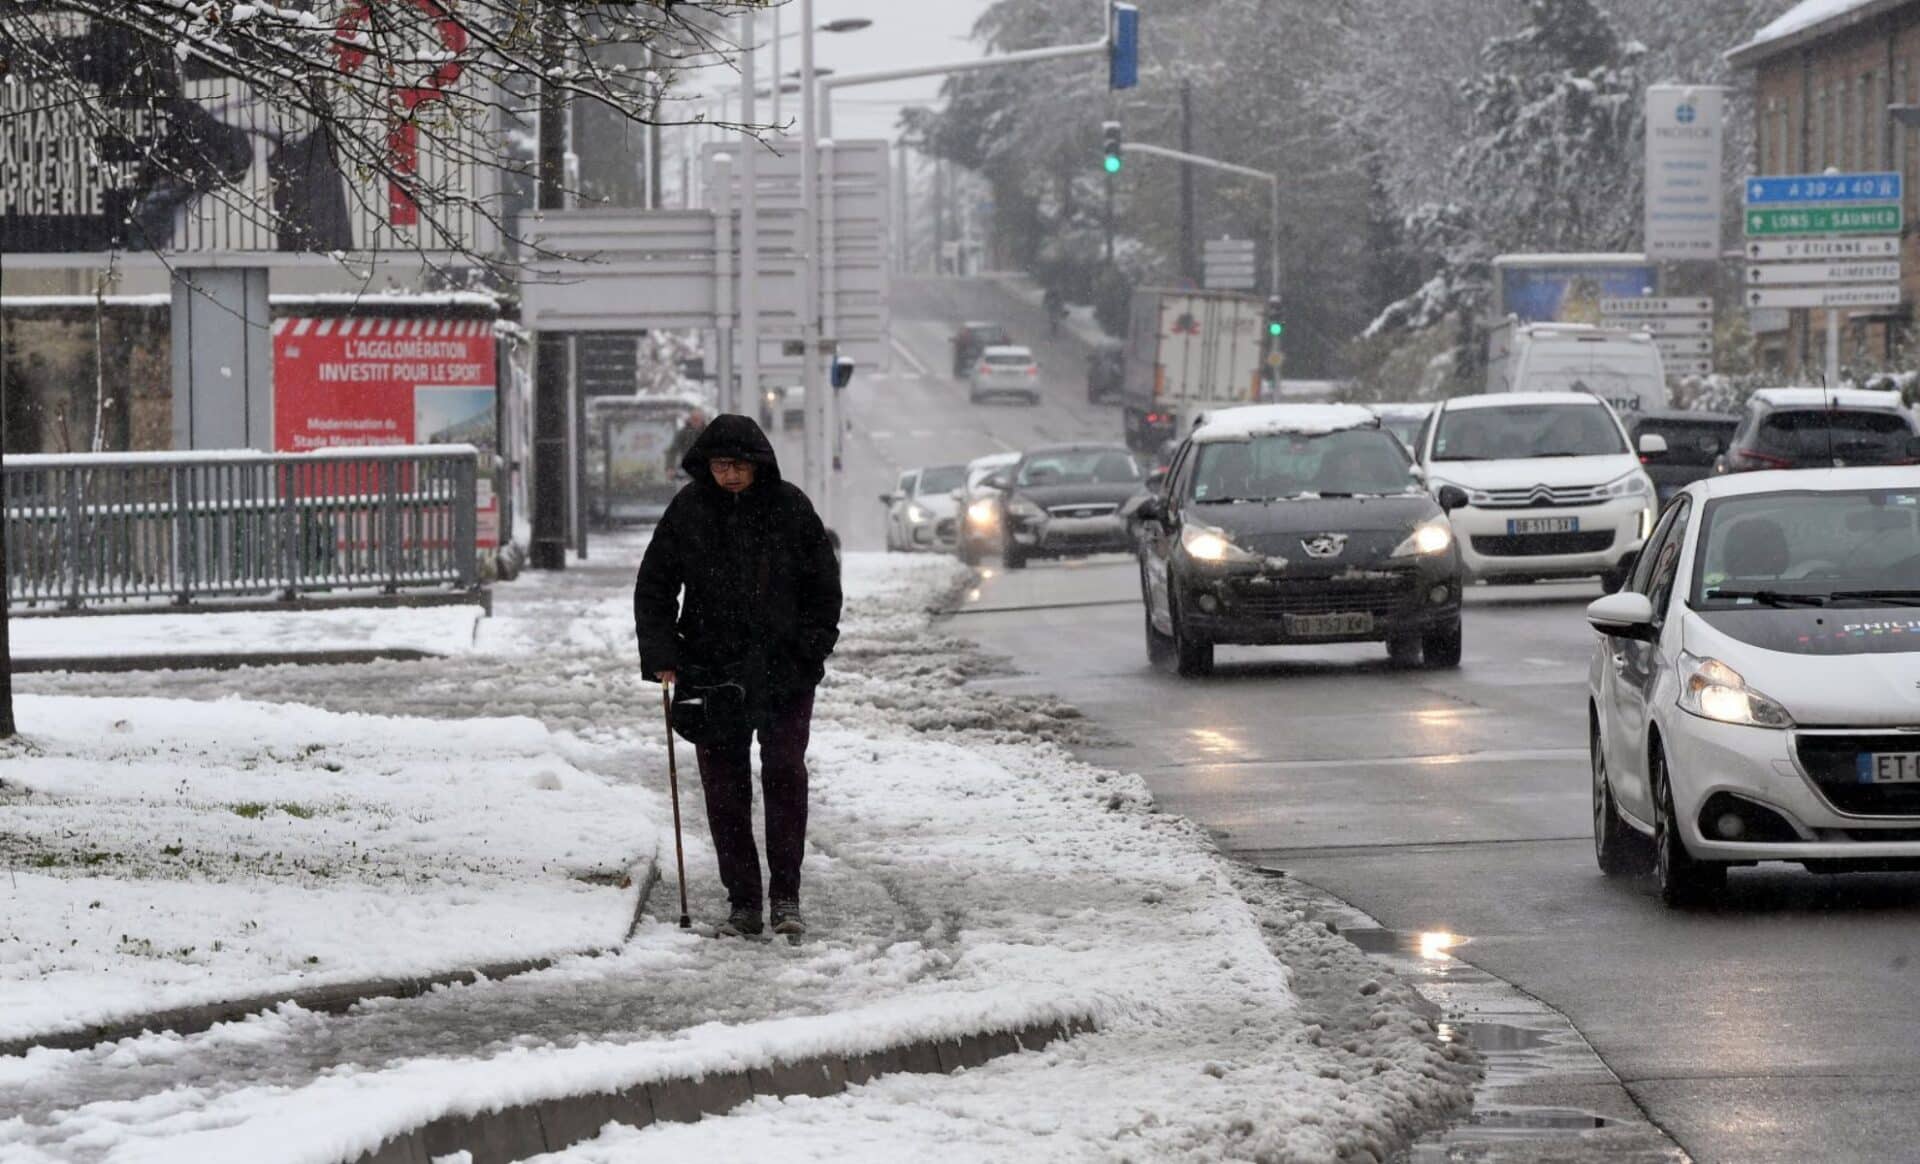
[5,537,1474,1162]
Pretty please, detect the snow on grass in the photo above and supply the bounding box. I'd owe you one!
[0,696,657,1044]
[7,605,485,663]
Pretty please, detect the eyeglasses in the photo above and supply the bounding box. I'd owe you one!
[709,459,752,474]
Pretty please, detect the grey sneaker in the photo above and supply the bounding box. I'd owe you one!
[770,898,805,936]
[719,905,764,937]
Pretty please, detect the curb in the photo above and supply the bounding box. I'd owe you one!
[348,1016,1096,1164]
[13,649,443,674]
[0,859,658,1059]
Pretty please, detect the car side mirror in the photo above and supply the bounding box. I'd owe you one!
[1587,592,1656,642]
[1135,496,1165,526]
[1144,468,1168,494]
[984,471,1012,492]
[1436,485,1470,513]
[880,492,899,506]
[1638,433,1669,458]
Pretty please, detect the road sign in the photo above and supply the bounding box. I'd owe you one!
[1745,205,1902,236]
[1745,284,1902,309]
[1617,315,1715,336]
[1206,273,1258,291]
[1646,86,1724,260]
[1665,358,1714,376]
[1745,261,1902,285]
[1654,336,1713,356]
[1599,296,1712,316]
[1745,236,1901,261]
[1744,172,1901,206]
[1110,3,1139,90]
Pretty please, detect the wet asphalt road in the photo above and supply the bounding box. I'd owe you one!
[862,278,1920,1164]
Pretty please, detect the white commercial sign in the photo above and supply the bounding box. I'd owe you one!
[1644,85,1724,260]
[1745,236,1901,261]
[1745,261,1902,285]
[1745,284,1903,309]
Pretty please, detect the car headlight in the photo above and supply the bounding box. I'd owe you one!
[1391,519,1454,558]
[1677,651,1794,729]
[967,498,998,527]
[907,503,930,524]
[1181,521,1258,564]
[1005,496,1044,520]
[1428,477,1492,506]
[1600,471,1653,499]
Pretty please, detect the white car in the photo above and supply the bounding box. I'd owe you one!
[881,463,967,553]
[1586,467,1920,907]
[968,345,1042,406]
[1414,391,1658,589]
[956,451,1021,565]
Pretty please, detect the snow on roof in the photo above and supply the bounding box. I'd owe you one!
[1192,404,1379,442]
[981,344,1033,356]
[1730,0,1887,63]
[1750,387,1912,411]
[967,450,1020,471]
[1366,402,1435,418]
[1443,391,1614,412]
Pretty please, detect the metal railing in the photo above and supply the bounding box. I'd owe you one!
[3,446,480,610]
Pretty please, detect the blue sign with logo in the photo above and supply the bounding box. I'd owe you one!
[1745,172,1902,206]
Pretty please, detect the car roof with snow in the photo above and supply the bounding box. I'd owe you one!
[1191,404,1380,443]
[981,345,1033,357]
[1690,464,1920,502]
[1441,391,1616,412]
[967,450,1020,471]
[1747,387,1910,412]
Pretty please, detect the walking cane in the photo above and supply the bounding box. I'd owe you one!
[661,680,693,930]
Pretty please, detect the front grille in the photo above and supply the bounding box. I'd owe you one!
[1047,503,1119,519]
[1799,733,1920,816]
[1228,574,1419,619]
[1471,531,1615,557]
[1478,484,1609,509]
[935,518,957,539]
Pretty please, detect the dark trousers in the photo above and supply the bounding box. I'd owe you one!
[695,690,814,910]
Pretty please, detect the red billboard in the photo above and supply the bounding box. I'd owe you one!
[274,316,498,547]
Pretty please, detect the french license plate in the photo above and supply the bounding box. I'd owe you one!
[1858,752,1920,784]
[1508,516,1579,535]
[1285,611,1374,637]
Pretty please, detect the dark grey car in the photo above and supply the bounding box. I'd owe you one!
[988,443,1145,569]
[1133,411,1466,677]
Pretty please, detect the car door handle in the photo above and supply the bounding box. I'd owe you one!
[1609,651,1628,670]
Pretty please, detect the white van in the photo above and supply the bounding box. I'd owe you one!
[1486,320,1670,416]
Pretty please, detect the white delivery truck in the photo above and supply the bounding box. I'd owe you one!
[1486,319,1670,416]
[1120,288,1266,453]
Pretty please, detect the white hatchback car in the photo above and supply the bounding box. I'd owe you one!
[1586,467,1920,906]
[1416,392,1659,589]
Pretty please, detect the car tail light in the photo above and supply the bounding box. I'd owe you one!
[1027,365,1039,377]
[978,362,992,375]
[1731,448,1792,471]
[1147,411,1168,424]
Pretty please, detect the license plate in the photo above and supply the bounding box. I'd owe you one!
[1285,611,1374,637]
[1858,752,1920,784]
[1508,516,1579,535]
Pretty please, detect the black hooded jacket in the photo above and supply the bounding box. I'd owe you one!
[634,414,842,718]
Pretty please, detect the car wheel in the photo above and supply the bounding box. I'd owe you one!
[1142,566,1175,669]
[1170,591,1214,677]
[1003,534,1029,570]
[1387,634,1423,668]
[1593,720,1650,877]
[958,539,982,566]
[1026,392,1041,406]
[1422,618,1464,669]
[1653,745,1725,908]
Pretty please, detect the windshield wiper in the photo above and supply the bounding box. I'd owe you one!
[1705,588,1829,607]
[1824,590,1920,607]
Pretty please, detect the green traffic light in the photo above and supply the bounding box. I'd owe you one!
[1268,322,1284,337]
[1103,154,1122,174]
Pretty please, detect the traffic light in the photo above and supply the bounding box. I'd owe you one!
[1265,296,1285,339]
[1102,121,1123,175]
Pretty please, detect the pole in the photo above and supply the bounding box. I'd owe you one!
[1826,308,1842,387]
[771,3,784,130]
[1,338,14,740]
[1104,168,1115,265]
[530,0,569,571]
[1269,181,1281,299]
[738,13,760,419]
[1179,79,1196,285]
[661,682,692,929]
[800,0,826,508]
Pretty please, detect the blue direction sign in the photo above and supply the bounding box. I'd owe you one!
[1745,172,1901,206]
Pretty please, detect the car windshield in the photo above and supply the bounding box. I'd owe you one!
[1190,429,1413,502]
[916,465,967,494]
[1376,415,1425,449]
[1757,409,1913,462]
[985,352,1033,367]
[1693,489,1920,609]
[1433,403,1627,461]
[1017,448,1141,487]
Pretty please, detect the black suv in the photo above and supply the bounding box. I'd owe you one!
[1715,388,1920,473]
[1133,406,1465,677]
[951,321,1013,378]
[1627,410,1738,503]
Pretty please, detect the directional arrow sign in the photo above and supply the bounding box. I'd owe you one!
[1665,358,1715,376]
[1746,236,1901,261]
[1746,205,1902,236]
[1746,284,1902,309]
[1654,336,1714,356]
[1616,316,1715,336]
[1599,296,1713,316]
[1744,172,1901,206]
[1746,261,1903,285]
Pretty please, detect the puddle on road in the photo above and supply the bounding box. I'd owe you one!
[1439,1021,1551,1053]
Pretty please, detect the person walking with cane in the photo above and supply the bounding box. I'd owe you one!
[634,414,842,938]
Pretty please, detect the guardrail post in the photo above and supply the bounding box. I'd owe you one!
[171,464,193,605]
[62,469,84,611]
[280,460,300,601]
[381,457,401,594]
[453,453,478,590]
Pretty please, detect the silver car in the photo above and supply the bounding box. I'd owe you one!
[968,345,1042,406]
